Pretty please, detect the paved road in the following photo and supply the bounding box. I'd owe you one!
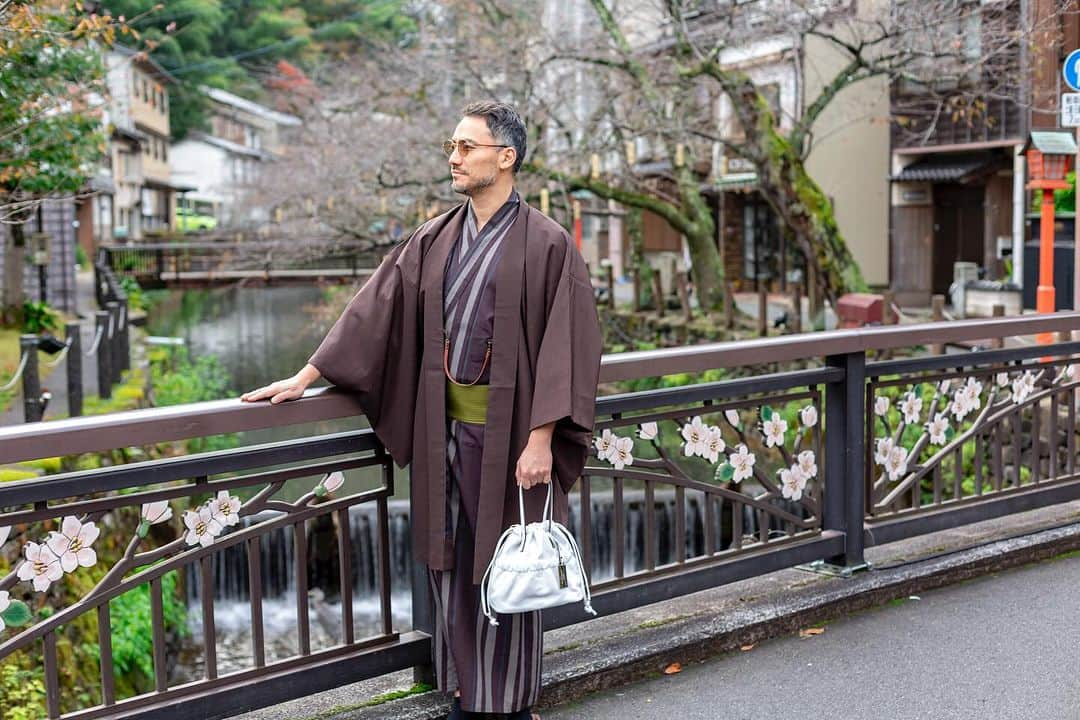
[546,552,1080,720]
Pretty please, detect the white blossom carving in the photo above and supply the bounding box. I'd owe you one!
[637,421,658,440]
[184,506,224,548]
[800,405,818,428]
[761,415,787,448]
[779,465,808,501]
[46,517,99,573]
[681,416,711,458]
[796,450,818,479]
[17,542,63,592]
[728,444,756,483]
[609,436,634,470]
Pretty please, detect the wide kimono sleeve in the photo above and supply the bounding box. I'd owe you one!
[307,229,424,469]
[528,235,603,493]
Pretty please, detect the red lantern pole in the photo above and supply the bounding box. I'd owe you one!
[1037,186,1056,344]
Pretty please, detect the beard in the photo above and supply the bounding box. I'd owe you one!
[451,168,497,195]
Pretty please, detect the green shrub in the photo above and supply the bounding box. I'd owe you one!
[103,570,188,684]
[21,301,60,334]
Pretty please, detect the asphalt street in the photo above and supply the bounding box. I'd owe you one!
[545,551,1080,720]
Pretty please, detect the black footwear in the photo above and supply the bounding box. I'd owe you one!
[446,696,465,719]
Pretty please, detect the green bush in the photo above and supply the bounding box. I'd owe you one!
[150,346,238,453]
[0,663,47,720]
[103,570,188,684]
[118,276,149,312]
[21,301,60,334]
[75,244,88,270]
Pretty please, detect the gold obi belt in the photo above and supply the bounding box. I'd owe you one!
[446,382,489,424]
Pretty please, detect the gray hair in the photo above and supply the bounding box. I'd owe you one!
[461,101,526,173]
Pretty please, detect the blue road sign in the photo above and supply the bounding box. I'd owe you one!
[1064,49,1080,92]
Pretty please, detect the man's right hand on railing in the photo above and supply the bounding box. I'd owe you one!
[240,364,322,404]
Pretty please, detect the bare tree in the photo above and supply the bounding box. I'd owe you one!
[252,0,1073,314]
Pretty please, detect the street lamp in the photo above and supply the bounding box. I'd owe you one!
[1022,131,1077,343]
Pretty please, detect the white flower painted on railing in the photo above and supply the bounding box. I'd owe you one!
[184,506,224,548]
[899,393,923,426]
[874,396,890,417]
[681,415,711,458]
[727,444,755,483]
[703,427,726,463]
[210,491,242,527]
[609,436,634,470]
[724,409,741,428]
[17,542,63,592]
[314,471,345,498]
[637,422,658,440]
[874,437,895,467]
[594,428,616,462]
[1011,372,1037,405]
[761,415,787,448]
[884,445,909,482]
[0,526,9,549]
[800,405,818,428]
[797,450,818,479]
[46,517,99,573]
[996,372,1009,388]
[949,378,982,423]
[779,465,808,501]
[138,501,173,538]
[927,413,951,446]
[0,591,8,633]
[1066,365,1078,381]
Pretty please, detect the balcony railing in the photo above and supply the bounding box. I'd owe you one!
[0,313,1078,720]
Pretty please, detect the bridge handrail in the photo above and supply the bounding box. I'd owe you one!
[0,312,1077,466]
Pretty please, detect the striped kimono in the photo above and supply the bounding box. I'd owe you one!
[427,190,543,714]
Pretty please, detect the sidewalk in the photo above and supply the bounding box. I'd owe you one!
[235,499,1080,720]
[549,549,1080,719]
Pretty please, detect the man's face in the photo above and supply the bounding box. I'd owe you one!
[447,115,513,196]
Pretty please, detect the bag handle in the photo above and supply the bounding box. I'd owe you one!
[518,474,554,527]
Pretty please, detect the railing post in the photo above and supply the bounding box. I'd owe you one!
[106,301,122,385]
[118,297,130,373]
[21,335,42,423]
[66,322,82,417]
[816,351,869,575]
[408,473,435,687]
[96,310,112,400]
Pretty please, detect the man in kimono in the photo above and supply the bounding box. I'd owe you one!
[241,101,602,719]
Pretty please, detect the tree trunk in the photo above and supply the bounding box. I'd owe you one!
[3,221,27,325]
[706,70,868,308]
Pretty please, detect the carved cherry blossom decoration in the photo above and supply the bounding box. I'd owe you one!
[594,428,616,461]
[874,437,894,467]
[884,445,909,481]
[779,466,808,501]
[721,444,755,483]
[724,409,741,429]
[927,413,951,446]
[799,405,818,428]
[609,436,634,470]
[314,471,345,498]
[46,517,99,573]
[1011,372,1037,405]
[184,507,224,548]
[0,526,9,549]
[761,411,787,449]
[210,491,242,527]
[681,416,710,458]
[796,450,818,479]
[874,396,890,417]
[702,427,726,463]
[899,393,923,426]
[637,422,658,440]
[138,501,173,538]
[17,542,63,592]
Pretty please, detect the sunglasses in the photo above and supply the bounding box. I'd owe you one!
[442,139,511,158]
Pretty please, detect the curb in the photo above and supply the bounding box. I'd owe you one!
[329,519,1080,719]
